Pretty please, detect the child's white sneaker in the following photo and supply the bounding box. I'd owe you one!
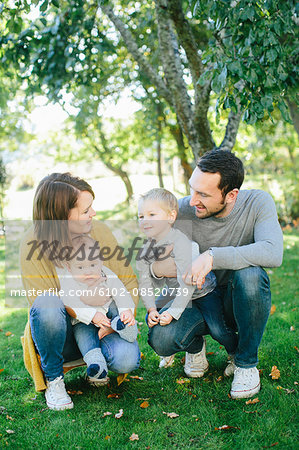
[184,338,209,378]
[159,355,175,368]
[230,367,260,399]
[45,376,74,411]
[224,355,237,377]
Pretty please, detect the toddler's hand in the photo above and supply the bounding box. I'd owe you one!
[147,309,160,328]
[92,311,111,328]
[159,311,173,326]
[120,309,135,327]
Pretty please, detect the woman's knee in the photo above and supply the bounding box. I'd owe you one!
[30,294,66,328]
[104,337,140,373]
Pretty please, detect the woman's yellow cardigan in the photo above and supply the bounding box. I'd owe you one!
[20,221,139,392]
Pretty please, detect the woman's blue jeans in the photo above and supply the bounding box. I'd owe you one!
[29,294,140,381]
[148,267,271,368]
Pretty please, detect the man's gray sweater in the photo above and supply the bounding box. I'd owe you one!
[176,189,283,286]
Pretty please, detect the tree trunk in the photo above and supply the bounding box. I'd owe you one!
[169,121,193,192]
[286,97,299,138]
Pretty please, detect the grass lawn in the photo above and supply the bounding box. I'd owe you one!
[0,229,298,449]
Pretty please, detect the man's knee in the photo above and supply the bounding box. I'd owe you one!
[148,325,179,356]
[232,267,270,298]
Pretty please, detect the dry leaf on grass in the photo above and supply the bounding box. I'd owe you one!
[115,409,123,419]
[215,425,240,431]
[0,369,4,373]
[102,412,112,417]
[5,332,12,337]
[140,401,149,408]
[163,412,179,418]
[67,390,83,395]
[176,378,190,385]
[130,376,144,380]
[290,325,295,331]
[104,436,110,440]
[117,373,128,386]
[245,398,260,405]
[6,430,15,434]
[107,393,119,399]
[6,415,14,421]
[270,305,276,315]
[269,366,280,380]
[216,376,223,382]
[129,433,139,441]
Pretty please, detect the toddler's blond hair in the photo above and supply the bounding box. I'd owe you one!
[139,188,178,214]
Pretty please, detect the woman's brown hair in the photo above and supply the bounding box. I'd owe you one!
[33,173,95,266]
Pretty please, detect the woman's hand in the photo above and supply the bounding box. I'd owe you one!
[147,308,160,328]
[92,311,111,328]
[120,309,136,327]
[159,311,173,326]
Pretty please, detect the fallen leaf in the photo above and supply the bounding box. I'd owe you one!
[136,398,150,401]
[163,412,179,418]
[270,305,276,315]
[6,416,13,421]
[6,430,14,434]
[294,346,299,353]
[206,352,214,355]
[140,352,145,359]
[140,401,149,408]
[262,443,278,448]
[290,325,295,331]
[176,378,190,385]
[215,425,240,431]
[102,412,112,417]
[269,366,280,380]
[216,376,223,382]
[104,436,110,440]
[107,393,119,399]
[245,398,260,405]
[0,369,4,374]
[130,376,144,381]
[67,390,83,395]
[115,409,123,419]
[117,373,128,386]
[5,332,12,337]
[129,433,139,441]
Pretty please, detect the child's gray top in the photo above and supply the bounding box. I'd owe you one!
[176,189,283,286]
[136,228,216,320]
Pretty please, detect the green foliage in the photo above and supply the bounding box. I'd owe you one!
[191,0,298,124]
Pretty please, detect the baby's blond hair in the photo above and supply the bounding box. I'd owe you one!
[139,188,178,214]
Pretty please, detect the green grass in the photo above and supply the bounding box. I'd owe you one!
[0,230,298,449]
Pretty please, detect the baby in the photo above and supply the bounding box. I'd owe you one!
[58,235,138,385]
[136,188,237,371]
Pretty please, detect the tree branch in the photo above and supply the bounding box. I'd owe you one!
[218,109,243,152]
[99,3,173,106]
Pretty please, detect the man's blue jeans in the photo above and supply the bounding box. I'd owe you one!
[30,294,140,381]
[148,267,271,368]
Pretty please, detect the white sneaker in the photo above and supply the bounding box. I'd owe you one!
[159,355,175,368]
[224,355,237,377]
[87,375,110,387]
[184,338,209,378]
[45,376,74,411]
[230,367,260,399]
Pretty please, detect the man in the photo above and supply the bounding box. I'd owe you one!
[148,149,283,399]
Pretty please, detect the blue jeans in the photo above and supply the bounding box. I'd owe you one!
[148,267,271,368]
[30,294,140,381]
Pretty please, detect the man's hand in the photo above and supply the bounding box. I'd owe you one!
[183,251,213,289]
[92,311,111,328]
[147,308,160,328]
[151,244,176,278]
[120,309,136,327]
[159,311,173,326]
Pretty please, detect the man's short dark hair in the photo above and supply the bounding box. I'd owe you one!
[197,149,244,196]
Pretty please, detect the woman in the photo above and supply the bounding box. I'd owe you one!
[20,173,140,410]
